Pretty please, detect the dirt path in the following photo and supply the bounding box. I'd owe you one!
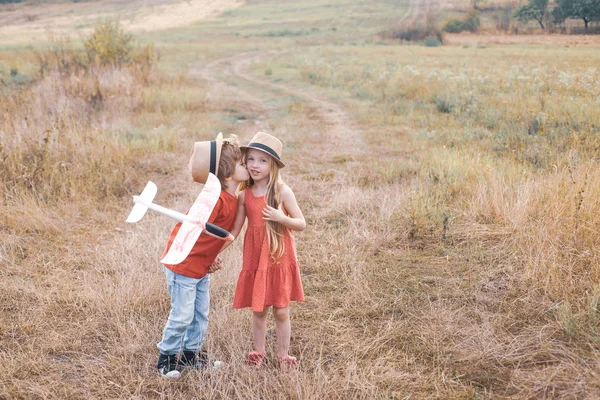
[403,0,432,26]
[196,51,366,161]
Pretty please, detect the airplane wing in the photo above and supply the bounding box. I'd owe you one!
[160,173,222,265]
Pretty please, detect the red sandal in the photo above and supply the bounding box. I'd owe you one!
[279,355,298,372]
[246,351,266,368]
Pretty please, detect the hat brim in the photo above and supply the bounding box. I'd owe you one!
[240,144,285,168]
[189,132,224,183]
[214,132,223,174]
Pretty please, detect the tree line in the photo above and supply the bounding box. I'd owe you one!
[514,0,600,31]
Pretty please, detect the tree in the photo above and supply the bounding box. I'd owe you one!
[514,0,549,29]
[552,0,600,32]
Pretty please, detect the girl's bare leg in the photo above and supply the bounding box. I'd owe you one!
[273,306,291,358]
[252,308,269,353]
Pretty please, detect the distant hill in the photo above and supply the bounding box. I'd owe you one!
[0,0,244,44]
[0,0,98,3]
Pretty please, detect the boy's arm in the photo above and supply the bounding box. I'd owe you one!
[262,185,306,232]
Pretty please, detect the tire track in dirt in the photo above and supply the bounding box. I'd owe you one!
[193,54,268,107]
[194,0,431,159]
[402,0,432,26]
[196,51,366,163]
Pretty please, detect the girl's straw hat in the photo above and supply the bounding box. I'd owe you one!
[188,132,223,183]
[240,132,285,168]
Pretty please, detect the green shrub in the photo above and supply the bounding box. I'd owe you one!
[463,10,481,32]
[434,95,455,113]
[443,18,465,33]
[423,37,442,47]
[84,20,132,67]
[443,10,480,33]
[384,23,443,43]
[36,22,155,78]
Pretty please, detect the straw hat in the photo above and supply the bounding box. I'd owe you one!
[240,132,285,168]
[188,132,223,183]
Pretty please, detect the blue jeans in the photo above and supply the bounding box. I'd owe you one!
[157,266,210,355]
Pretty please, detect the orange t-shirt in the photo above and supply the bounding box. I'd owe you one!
[162,190,237,279]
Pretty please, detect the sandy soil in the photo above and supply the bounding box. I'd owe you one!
[0,0,244,44]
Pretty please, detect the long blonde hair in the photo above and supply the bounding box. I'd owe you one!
[239,152,285,259]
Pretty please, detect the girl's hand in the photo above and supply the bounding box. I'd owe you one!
[208,256,223,273]
[262,204,285,223]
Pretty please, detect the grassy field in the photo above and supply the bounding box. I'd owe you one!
[2,0,600,398]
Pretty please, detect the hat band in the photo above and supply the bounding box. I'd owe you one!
[248,142,281,161]
[210,140,217,174]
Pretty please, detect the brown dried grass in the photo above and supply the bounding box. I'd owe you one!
[444,32,600,46]
[4,0,600,398]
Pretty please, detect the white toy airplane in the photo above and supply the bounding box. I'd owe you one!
[126,173,233,265]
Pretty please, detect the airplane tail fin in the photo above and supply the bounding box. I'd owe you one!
[126,181,158,223]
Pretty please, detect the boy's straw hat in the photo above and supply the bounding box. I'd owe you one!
[240,132,285,168]
[189,132,223,183]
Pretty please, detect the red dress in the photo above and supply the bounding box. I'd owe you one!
[233,188,304,312]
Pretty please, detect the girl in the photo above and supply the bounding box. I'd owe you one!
[230,131,306,371]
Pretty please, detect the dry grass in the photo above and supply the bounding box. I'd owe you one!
[264,37,600,396]
[3,0,600,398]
[444,33,600,45]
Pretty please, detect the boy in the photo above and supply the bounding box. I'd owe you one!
[156,133,249,378]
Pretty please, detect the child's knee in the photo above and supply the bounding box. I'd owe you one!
[272,307,289,322]
[170,307,195,327]
[253,307,270,319]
